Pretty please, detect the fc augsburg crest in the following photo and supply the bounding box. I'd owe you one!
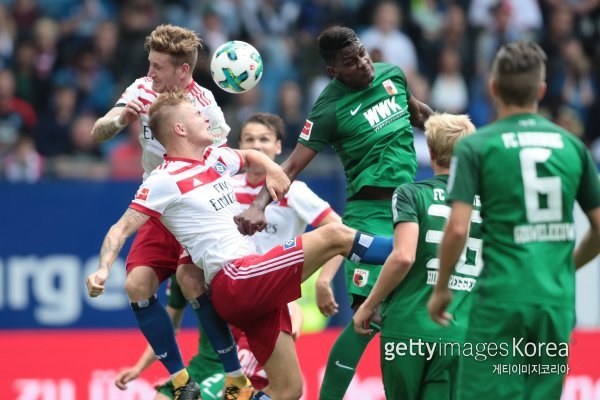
[353,268,369,287]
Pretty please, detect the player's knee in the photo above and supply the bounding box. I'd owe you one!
[124,273,155,301]
[320,222,354,251]
[176,264,206,297]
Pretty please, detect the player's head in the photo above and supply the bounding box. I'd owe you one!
[490,41,547,108]
[318,26,375,90]
[145,24,203,93]
[239,113,284,161]
[424,113,475,169]
[149,90,211,148]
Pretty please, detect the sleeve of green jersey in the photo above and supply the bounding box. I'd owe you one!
[447,138,479,204]
[297,100,337,153]
[166,276,187,309]
[576,147,600,211]
[390,63,411,99]
[392,184,419,224]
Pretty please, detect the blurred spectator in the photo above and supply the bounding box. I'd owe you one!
[198,6,228,56]
[429,47,469,114]
[360,0,418,74]
[0,4,15,69]
[2,133,44,182]
[469,0,543,37]
[277,80,305,151]
[109,118,143,180]
[12,0,40,31]
[52,112,109,179]
[53,44,116,114]
[34,80,78,157]
[0,68,36,155]
[223,87,262,144]
[92,20,119,79]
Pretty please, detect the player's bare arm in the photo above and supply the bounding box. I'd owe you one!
[239,149,290,201]
[407,96,434,131]
[90,99,145,143]
[574,207,600,269]
[315,211,343,317]
[86,208,150,298]
[354,222,419,335]
[235,143,317,235]
[427,201,472,326]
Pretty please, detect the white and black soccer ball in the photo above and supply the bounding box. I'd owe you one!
[210,41,263,94]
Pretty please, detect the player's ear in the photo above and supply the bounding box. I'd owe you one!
[488,77,498,98]
[537,81,547,101]
[326,65,337,78]
[180,63,190,76]
[275,139,282,156]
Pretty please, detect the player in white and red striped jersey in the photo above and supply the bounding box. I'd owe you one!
[86,25,253,400]
[87,92,394,400]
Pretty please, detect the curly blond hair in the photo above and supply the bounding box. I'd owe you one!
[144,24,203,69]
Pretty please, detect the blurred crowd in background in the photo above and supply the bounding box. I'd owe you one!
[1,0,600,182]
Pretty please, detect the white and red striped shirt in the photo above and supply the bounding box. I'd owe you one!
[130,147,255,283]
[117,77,230,180]
[232,174,332,253]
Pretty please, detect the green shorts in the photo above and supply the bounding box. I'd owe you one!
[457,301,573,400]
[342,200,394,300]
[157,354,223,399]
[381,337,456,400]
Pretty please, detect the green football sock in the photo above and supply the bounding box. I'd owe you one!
[319,320,380,400]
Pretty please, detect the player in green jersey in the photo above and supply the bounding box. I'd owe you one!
[352,113,478,400]
[234,26,433,399]
[428,41,600,400]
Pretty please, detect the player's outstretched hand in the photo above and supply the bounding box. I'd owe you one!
[316,281,339,317]
[86,269,108,298]
[427,288,453,327]
[234,206,267,236]
[115,366,141,390]
[353,303,375,336]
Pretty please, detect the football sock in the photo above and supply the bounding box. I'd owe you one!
[190,293,242,373]
[319,320,380,400]
[131,295,185,375]
[171,368,190,388]
[348,232,393,265]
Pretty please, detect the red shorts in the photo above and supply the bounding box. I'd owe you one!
[210,237,304,365]
[126,217,186,282]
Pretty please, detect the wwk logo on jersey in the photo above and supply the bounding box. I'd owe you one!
[353,268,369,287]
[283,238,297,250]
[362,96,405,132]
[382,79,398,95]
[213,161,227,175]
[300,120,313,141]
[135,188,150,201]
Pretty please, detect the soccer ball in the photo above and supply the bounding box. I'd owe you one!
[210,41,263,94]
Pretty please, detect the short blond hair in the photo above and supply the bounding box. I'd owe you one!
[144,24,202,69]
[424,113,476,168]
[148,90,191,146]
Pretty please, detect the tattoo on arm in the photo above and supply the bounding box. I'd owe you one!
[92,116,122,142]
[99,208,148,269]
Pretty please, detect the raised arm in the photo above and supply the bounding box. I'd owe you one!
[407,96,434,131]
[235,143,317,235]
[86,208,150,298]
[90,98,145,143]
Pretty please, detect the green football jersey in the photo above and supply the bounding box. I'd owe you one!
[298,63,416,198]
[381,175,482,343]
[448,113,600,307]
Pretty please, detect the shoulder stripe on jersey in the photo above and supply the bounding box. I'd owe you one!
[189,83,211,107]
[203,147,214,161]
[310,207,333,227]
[137,84,157,97]
[129,202,161,218]
[176,164,228,195]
